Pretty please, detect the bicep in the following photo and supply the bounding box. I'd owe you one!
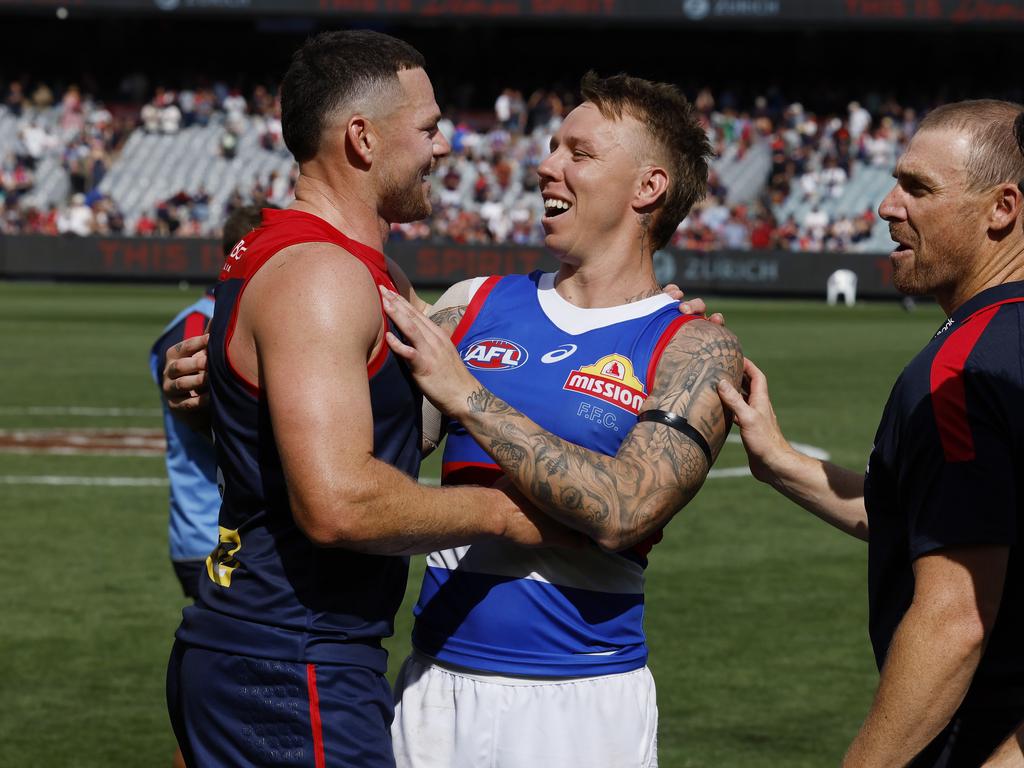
[253,257,381,511]
[912,547,1009,629]
[610,324,743,527]
[630,322,743,468]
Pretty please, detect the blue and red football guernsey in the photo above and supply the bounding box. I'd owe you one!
[412,271,700,677]
[866,281,1024,714]
[176,208,422,672]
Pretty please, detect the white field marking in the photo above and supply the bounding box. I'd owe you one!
[707,434,831,479]
[0,475,168,487]
[2,436,831,488]
[416,437,830,485]
[0,429,164,439]
[0,448,163,460]
[0,406,161,417]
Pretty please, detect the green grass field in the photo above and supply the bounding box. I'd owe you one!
[0,280,946,767]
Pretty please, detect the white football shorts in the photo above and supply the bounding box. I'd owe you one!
[391,651,658,768]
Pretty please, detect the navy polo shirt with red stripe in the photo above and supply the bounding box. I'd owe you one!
[865,280,1024,709]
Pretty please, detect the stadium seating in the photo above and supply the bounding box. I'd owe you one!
[1,86,915,253]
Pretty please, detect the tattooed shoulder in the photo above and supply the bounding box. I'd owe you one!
[428,304,467,334]
[646,320,743,415]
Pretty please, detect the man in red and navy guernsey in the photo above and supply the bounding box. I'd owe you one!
[718,101,1024,767]
[166,32,569,768]
[382,74,744,768]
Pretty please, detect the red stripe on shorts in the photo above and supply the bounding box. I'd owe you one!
[306,663,326,768]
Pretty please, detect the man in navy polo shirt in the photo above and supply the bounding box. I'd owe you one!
[718,100,1024,766]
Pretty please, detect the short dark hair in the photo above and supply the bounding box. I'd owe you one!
[580,71,712,251]
[221,204,270,256]
[281,30,426,163]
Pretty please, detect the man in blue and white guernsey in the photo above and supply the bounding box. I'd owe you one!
[382,72,743,768]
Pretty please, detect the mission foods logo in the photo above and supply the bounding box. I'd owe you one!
[463,339,528,370]
[563,354,647,414]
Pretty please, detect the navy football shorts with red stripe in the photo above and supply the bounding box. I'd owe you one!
[167,639,396,767]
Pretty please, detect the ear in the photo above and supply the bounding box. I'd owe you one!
[635,166,669,211]
[990,181,1023,232]
[344,116,376,167]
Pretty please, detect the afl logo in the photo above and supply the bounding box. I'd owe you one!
[463,339,528,371]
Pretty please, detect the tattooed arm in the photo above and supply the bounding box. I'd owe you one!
[458,323,741,550]
[418,280,472,455]
[381,287,743,551]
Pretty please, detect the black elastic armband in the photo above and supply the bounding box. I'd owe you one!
[636,409,712,467]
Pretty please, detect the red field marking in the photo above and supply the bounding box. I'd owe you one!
[0,429,166,456]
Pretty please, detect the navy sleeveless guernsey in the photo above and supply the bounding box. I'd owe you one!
[412,271,699,676]
[176,208,422,673]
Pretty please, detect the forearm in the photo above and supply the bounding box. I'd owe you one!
[456,387,692,551]
[843,604,984,767]
[763,448,869,541]
[983,722,1024,767]
[293,457,510,556]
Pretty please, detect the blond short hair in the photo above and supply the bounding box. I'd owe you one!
[918,99,1024,192]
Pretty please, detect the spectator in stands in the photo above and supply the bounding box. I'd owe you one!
[848,100,871,139]
[17,121,56,169]
[863,123,897,167]
[494,88,525,133]
[4,79,26,116]
[721,206,751,249]
[221,88,247,134]
[193,87,216,127]
[749,210,777,250]
[803,205,829,246]
[177,88,197,127]
[141,89,162,133]
[2,155,34,205]
[57,193,94,236]
[219,127,238,160]
[59,85,85,136]
[820,155,848,199]
[30,82,53,109]
[160,95,182,135]
[136,210,157,236]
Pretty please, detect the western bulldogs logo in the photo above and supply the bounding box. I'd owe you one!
[563,354,647,414]
[463,339,528,371]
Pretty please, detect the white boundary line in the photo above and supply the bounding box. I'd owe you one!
[0,435,830,489]
[0,475,168,487]
[0,448,164,457]
[0,406,161,417]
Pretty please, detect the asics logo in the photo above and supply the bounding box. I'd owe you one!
[541,344,577,364]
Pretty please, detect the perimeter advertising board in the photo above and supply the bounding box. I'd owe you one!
[0,235,901,298]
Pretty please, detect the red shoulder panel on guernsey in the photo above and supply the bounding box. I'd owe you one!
[220,209,397,396]
[645,314,701,390]
[930,298,1024,462]
[450,275,502,346]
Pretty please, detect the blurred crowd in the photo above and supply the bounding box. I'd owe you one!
[2,77,923,252]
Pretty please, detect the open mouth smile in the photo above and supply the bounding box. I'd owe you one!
[543,197,573,218]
